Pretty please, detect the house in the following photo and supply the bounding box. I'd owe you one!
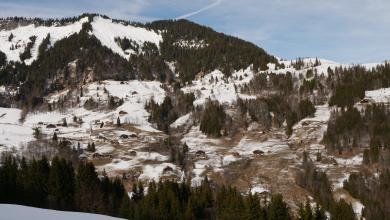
[195,150,207,158]
[93,153,111,159]
[232,152,240,158]
[162,166,174,174]
[119,110,128,115]
[253,150,264,156]
[46,124,56,128]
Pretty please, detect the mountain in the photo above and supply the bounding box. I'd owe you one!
[0,14,277,107]
[0,14,390,219]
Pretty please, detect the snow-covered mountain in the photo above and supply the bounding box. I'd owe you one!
[0,16,162,65]
[0,14,389,218]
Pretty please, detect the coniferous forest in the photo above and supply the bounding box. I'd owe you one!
[0,155,299,220]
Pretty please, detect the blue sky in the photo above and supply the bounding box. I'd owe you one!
[0,0,389,63]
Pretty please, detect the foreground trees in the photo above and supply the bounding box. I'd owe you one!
[0,156,292,220]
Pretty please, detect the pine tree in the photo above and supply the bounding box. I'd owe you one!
[117,116,121,127]
[52,132,58,142]
[268,194,291,220]
[48,157,75,210]
[75,162,103,212]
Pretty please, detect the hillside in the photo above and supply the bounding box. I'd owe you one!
[0,14,390,220]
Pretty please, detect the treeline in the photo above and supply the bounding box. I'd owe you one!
[122,178,293,220]
[147,19,279,83]
[296,153,356,220]
[0,156,297,220]
[0,13,98,28]
[323,104,390,161]
[328,63,390,108]
[344,170,390,220]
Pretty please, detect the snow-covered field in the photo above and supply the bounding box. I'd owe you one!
[0,107,34,151]
[231,137,289,156]
[0,204,124,220]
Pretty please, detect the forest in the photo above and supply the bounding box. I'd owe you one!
[0,155,301,220]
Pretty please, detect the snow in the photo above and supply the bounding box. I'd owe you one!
[98,80,165,132]
[0,15,162,64]
[181,126,224,186]
[231,137,289,156]
[0,107,34,151]
[222,154,239,165]
[333,154,363,167]
[352,201,364,219]
[99,152,169,173]
[291,105,331,142]
[333,173,350,189]
[96,145,115,154]
[182,67,256,106]
[0,107,21,124]
[24,111,72,125]
[0,79,167,154]
[250,185,268,194]
[274,58,341,77]
[90,16,162,59]
[0,204,124,220]
[170,113,191,128]
[139,163,178,181]
[173,39,208,49]
[0,124,34,151]
[365,87,390,103]
[0,17,88,65]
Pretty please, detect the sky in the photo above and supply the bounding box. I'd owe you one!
[0,0,389,64]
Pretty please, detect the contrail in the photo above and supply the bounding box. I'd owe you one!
[176,0,222,19]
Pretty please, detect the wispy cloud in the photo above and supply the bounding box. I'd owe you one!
[176,0,222,19]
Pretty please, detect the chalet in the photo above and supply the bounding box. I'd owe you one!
[195,150,206,158]
[232,152,240,158]
[120,134,129,139]
[46,124,56,128]
[253,150,264,156]
[162,166,174,174]
[129,151,137,156]
[119,110,128,115]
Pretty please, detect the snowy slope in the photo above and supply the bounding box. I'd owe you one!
[0,204,124,220]
[0,107,34,151]
[0,15,162,65]
[90,16,162,59]
[182,67,257,106]
[0,17,88,65]
[365,87,390,103]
